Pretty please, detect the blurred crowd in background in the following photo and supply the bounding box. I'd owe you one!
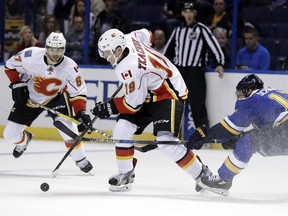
[1,0,288,70]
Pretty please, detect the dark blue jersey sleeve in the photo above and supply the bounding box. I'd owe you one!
[206,123,236,140]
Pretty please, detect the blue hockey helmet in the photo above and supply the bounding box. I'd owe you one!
[236,74,264,98]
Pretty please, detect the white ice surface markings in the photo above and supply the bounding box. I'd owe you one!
[0,139,288,216]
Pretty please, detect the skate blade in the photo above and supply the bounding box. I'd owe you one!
[198,182,229,196]
[109,183,132,192]
[198,188,209,195]
[87,171,94,176]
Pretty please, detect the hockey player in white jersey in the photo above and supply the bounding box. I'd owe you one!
[92,28,212,192]
[4,32,93,173]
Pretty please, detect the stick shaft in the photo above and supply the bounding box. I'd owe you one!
[91,128,158,152]
[80,137,187,145]
[80,135,227,146]
[28,99,80,124]
[54,120,187,145]
[93,128,113,138]
[52,84,123,176]
[52,116,98,174]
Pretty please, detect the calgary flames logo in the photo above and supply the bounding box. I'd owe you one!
[33,76,62,96]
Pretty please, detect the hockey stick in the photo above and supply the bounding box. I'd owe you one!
[86,127,155,152]
[77,125,157,152]
[28,99,81,125]
[52,116,98,177]
[134,144,158,152]
[29,99,113,134]
[54,120,233,149]
[82,137,186,145]
[53,120,188,145]
[54,120,158,152]
[51,84,123,177]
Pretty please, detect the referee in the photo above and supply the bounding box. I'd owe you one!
[163,0,225,128]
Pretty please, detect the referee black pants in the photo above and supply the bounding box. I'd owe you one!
[178,66,209,128]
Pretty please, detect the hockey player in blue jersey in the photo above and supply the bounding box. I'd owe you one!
[187,74,288,196]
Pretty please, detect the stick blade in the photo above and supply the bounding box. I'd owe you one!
[53,121,81,141]
[52,169,59,178]
[134,145,158,153]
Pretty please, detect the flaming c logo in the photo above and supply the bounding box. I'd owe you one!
[33,76,62,96]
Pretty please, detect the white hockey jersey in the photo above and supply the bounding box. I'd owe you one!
[113,29,188,114]
[5,47,87,113]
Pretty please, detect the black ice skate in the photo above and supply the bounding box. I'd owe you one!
[76,157,93,175]
[13,131,32,158]
[109,158,137,192]
[198,175,232,196]
[195,165,212,193]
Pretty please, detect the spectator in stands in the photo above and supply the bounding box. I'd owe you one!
[70,0,96,31]
[226,12,253,38]
[163,0,183,20]
[93,0,128,64]
[94,0,128,37]
[53,0,75,34]
[209,27,230,68]
[47,0,57,15]
[196,1,214,23]
[162,0,213,36]
[204,0,229,31]
[38,15,60,46]
[236,27,270,70]
[91,0,106,17]
[162,0,184,37]
[9,26,42,58]
[65,15,94,64]
[49,0,105,18]
[5,0,24,19]
[153,29,166,54]
[33,1,48,38]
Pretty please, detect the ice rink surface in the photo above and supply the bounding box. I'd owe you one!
[1,138,288,216]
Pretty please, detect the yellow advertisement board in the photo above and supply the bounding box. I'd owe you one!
[4,19,25,53]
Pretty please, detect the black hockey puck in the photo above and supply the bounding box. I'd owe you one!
[40,182,49,192]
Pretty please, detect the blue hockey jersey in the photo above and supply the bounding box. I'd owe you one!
[221,88,288,135]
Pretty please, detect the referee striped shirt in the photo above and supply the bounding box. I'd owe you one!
[163,22,225,67]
